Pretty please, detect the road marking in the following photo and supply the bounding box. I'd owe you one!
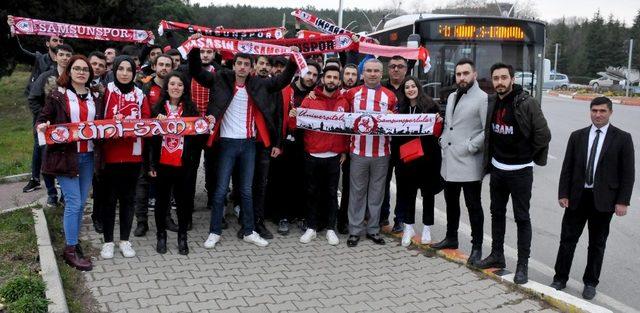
[388,181,639,313]
[548,154,558,160]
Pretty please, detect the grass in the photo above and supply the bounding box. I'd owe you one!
[0,208,48,312]
[0,67,34,177]
[43,206,100,313]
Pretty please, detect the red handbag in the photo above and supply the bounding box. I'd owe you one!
[400,138,424,163]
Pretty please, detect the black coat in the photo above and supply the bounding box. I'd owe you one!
[558,125,635,212]
[188,48,296,146]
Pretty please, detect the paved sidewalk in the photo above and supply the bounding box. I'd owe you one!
[81,207,556,313]
[0,180,44,211]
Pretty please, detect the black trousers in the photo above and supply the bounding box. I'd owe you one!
[553,189,614,287]
[134,169,169,224]
[379,160,396,224]
[102,163,141,242]
[396,164,435,226]
[91,174,106,223]
[489,166,533,262]
[154,165,193,234]
[443,181,484,248]
[252,144,271,223]
[304,153,341,230]
[269,136,306,222]
[338,156,350,227]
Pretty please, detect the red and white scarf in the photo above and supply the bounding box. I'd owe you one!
[62,87,96,153]
[291,9,373,43]
[255,34,354,56]
[159,102,184,167]
[158,20,285,40]
[177,36,309,76]
[10,16,154,44]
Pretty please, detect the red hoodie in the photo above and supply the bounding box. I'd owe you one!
[297,86,351,154]
[102,82,151,164]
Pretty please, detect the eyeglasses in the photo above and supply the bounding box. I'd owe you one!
[71,66,91,73]
[389,64,406,70]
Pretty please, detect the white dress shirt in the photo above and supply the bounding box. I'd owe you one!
[585,123,609,188]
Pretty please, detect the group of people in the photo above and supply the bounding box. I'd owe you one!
[16,25,634,302]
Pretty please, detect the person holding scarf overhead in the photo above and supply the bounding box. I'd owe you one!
[99,55,150,259]
[37,55,102,271]
[145,72,212,255]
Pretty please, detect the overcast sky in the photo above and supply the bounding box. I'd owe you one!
[194,0,639,26]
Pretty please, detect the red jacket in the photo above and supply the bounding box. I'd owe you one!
[297,87,351,154]
[102,82,150,164]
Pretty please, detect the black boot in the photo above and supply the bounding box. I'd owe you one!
[156,231,167,254]
[166,217,179,232]
[514,261,528,284]
[475,252,506,269]
[178,233,189,255]
[466,248,482,266]
[133,222,148,237]
[430,237,459,250]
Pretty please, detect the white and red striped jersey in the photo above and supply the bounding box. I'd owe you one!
[62,87,96,153]
[220,85,256,139]
[344,85,397,157]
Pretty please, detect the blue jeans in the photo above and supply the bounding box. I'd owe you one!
[32,115,57,198]
[209,138,256,236]
[57,152,94,246]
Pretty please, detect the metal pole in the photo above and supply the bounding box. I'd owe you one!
[554,43,559,74]
[338,0,344,27]
[627,39,633,97]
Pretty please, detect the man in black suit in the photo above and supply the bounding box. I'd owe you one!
[551,96,635,300]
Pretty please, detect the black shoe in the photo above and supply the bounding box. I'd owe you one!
[514,262,528,284]
[221,217,228,230]
[166,217,179,232]
[337,223,349,235]
[466,248,482,266]
[550,280,566,290]
[46,196,58,208]
[391,222,403,233]
[347,235,359,247]
[475,252,506,269]
[582,285,596,300]
[430,237,459,250]
[156,231,167,254]
[23,179,41,193]
[187,222,193,231]
[298,219,308,232]
[178,233,189,255]
[133,222,148,237]
[278,219,290,235]
[255,221,274,239]
[93,220,104,234]
[236,228,244,239]
[379,219,390,227]
[366,233,386,245]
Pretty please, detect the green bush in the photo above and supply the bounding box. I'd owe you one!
[6,295,49,313]
[0,275,46,304]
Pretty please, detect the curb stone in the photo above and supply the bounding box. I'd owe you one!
[0,173,31,184]
[31,200,69,313]
[381,227,613,313]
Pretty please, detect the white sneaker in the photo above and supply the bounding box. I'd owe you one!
[326,230,339,245]
[204,233,221,249]
[300,229,317,244]
[100,242,115,259]
[118,241,136,258]
[421,225,432,244]
[244,231,269,247]
[401,224,415,247]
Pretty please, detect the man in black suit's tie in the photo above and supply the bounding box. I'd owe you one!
[552,97,635,300]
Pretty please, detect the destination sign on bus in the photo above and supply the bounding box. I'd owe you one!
[437,24,525,41]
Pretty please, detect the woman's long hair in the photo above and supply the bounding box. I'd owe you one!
[57,55,94,89]
[400,76,439,114]
[152,71,199,117]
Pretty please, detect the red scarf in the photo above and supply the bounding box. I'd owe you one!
[158,20,285,40]
[159,102,184,167]
[10,16,154,43]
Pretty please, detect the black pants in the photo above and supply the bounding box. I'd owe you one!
[91,174,106,224]
[102,163,140,242]
[396,164,434,226]
[252,144,271,223]
[379,161,396,224]
[553,189,614,287]
[270,136,306,221]
[338,156,350,227]
[134,169,169,224]
[443,181,484,248]
[489,166,533,262]
[304,153,341,230]
[154,165,193,234]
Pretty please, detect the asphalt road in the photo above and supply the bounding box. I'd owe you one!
[405,94,640,312]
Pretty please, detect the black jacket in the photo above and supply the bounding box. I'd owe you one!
[28,68,59,117]
[559,125,635,212]
[188,48,296,146]
[483,84,551,173]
